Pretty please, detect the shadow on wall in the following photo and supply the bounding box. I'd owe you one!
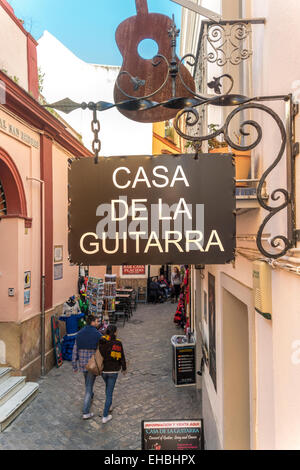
[0,340,6,364]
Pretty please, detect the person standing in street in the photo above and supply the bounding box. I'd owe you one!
[98,324,127,424]
[158,274,170,301]
[72,314,102,420]
[149,277,160,304]
[171,266,182,303]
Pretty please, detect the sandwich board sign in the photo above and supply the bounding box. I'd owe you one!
[141,419,204,450]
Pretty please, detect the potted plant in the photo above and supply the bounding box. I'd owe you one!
[209,124,227,153]
[184,125,251,185]
[184,124,228,153]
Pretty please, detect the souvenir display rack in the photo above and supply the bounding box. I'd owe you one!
[103,274,117,322]
[86,277,104,321]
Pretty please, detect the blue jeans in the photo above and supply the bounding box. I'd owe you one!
[83,371,96,415]
[102,373,118,418]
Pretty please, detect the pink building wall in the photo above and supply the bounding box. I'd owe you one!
[0,111,41,323]
[0,110,81,323]
[52,144,78,307]
[250,0,300,449]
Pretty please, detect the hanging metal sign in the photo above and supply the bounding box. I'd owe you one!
[68,154,236,266]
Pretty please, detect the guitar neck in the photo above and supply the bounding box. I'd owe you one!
[135,0,149,15]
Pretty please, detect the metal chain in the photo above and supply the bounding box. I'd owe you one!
[91,106,101,164]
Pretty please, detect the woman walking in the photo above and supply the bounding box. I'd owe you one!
[98,324,127,424]
[171,267,182,303]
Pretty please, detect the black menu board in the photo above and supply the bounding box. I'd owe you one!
[173,345,196,386]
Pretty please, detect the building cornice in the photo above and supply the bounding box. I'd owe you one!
[0,0,38,46]
[0,71,93,157]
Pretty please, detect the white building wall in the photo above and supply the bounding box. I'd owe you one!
[0,5,28,91]
[181,0,300,450]
[180,0,221,59]
[37,31,152,157]
[249,0,300,449]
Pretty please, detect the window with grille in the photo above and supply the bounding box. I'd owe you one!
[0,180,7,216]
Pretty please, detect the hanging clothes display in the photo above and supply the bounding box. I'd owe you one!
[59,296,85,361]
[103,274,117,323]
[79,293,89,315]
[173,266,190,330]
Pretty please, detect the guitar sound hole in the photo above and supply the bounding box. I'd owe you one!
[137,38,159,60]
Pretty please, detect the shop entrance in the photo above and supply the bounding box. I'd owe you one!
[222,289,250,450]
[0,148,29,324]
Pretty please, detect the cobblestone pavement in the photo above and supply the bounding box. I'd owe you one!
[0,302,202,450]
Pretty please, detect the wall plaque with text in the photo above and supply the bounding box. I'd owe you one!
[122,265,146,275]
[68,154,235,266]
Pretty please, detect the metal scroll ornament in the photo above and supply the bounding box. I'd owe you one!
[173,92,296,259]
[205,22,252,67]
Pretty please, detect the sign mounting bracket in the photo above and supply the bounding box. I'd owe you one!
[170,0,222,22]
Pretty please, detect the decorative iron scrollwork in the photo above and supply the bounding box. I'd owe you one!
[115,54,170,100]
[225,102,290,259]
[173,87,296,259]
[204,22,252,67]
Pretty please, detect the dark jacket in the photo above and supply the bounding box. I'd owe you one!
[98,335,126,373]
[149,281,159,292]
[76,325,102,350]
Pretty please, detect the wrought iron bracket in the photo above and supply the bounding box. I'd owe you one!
[172,88,299,259]
[44,15,298,260]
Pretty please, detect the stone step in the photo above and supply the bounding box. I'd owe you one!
[0,377,25,406]
[0,382,39,432]
[0,368,12,385]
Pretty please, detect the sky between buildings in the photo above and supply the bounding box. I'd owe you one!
[9,0,182,65]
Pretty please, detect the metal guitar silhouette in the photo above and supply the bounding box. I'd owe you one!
[114,0,195,123]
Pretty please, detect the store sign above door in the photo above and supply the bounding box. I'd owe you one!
[68,154,236,266]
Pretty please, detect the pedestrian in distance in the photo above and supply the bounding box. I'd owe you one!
[171,266,182,303]
[98,324,127,424]
[78,276,86,295]
[149,277,160,304]
[72,314,102,420]
[158,274,170,301]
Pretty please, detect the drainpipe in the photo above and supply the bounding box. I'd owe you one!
[41,274,45,376]
[27,177,45,376]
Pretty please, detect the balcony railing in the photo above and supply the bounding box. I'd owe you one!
[236,179,268,213]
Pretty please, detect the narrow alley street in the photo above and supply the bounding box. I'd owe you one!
[0,302,202,450]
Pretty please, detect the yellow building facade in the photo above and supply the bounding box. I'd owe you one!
[152,120,182,155]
